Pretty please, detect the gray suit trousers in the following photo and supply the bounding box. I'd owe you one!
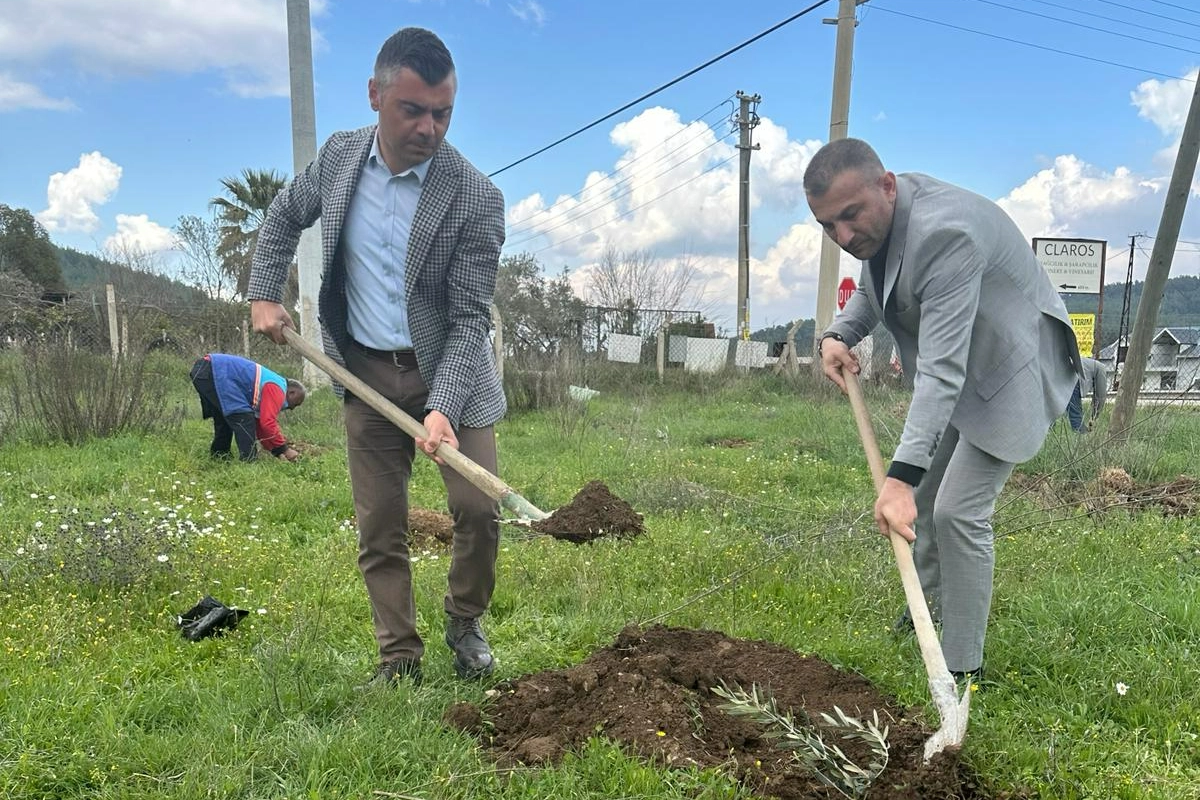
[344,346,501,663]
[911,425,1015,673]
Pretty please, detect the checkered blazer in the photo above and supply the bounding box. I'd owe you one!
[248,125,506,428]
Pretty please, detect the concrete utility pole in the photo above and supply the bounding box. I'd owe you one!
[735,90,762,343]
[1109,75,1200,443]
[285,0,327,386]
[813,0,867,354]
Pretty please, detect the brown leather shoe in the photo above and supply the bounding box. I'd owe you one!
[444,615,494,680]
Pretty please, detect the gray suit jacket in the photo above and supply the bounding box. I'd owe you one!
[1080,356,1108,415]
[248,125,506,428]
[826,173,1081,468]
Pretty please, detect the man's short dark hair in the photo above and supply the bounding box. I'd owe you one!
[375,27,455,87]
[803,138,886,197]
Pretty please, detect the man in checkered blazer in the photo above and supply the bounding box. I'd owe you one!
[248,27,505,687]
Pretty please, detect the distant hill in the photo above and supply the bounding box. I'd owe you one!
[56,245,209,306]
[1064,274,1200,347]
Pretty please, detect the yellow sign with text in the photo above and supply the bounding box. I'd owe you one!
[1070,313,1096,358]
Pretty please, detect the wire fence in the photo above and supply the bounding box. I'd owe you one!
[0,286,302,371]
[6,283,1200,400]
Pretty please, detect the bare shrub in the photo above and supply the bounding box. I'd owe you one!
[11,347,184,444]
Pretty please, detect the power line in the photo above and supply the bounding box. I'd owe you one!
[507,126,732,242]
[510,135,735,249]
[508,127,733,242]
[969,0,1200,54]
[1018,0,1200,44]
[1143,0,1200,16]
[530,153,740,256]
[1144,236,1200,251]
[1091,0,1200,28]
[872,5,1195,81]
[505,98,736,238]
[485,0,830,178]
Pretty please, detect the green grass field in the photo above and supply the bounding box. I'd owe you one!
[1,358,1197,799]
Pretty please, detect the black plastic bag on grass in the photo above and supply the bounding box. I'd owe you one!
[177,595,249,641]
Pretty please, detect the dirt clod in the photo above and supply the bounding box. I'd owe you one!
[452,624,1010,799]
[530,480,644,543]
[408,508,454,549]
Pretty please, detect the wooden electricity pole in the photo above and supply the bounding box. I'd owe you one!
[1109,75,1200,443]
[812,0,867,357]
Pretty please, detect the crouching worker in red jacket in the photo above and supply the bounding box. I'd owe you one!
[189,353,306,461]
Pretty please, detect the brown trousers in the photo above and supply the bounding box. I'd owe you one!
[343,346,500,662]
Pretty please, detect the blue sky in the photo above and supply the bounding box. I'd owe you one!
[2,0,1198,331]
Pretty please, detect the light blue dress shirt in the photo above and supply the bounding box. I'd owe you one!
[342,135,432,351]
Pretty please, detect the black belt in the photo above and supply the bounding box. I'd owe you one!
[352,340,419,367]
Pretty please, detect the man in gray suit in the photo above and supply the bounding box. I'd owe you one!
[248,27,505,686]
[1066,356,1107,432]
[807,139,1080,680]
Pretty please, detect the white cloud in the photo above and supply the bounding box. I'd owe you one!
[507,107,741,259]
[997,154,1154,239]
[506,107,836,327]
[37,152,122,233]
[0,0,330,104]
[104,214,177,255]
[748,119,822,210]
[1131,69,1196,137]
[0,72,74,111]
[506,83,1200,331]
[508,0,547,26]
[1131,69,1199,168]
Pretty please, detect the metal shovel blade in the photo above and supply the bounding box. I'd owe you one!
[924,672,971,761]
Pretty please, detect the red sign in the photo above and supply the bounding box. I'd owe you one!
[837,277,857,311]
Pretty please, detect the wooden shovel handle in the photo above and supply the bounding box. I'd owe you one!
[282,327,514,503]
[843,371,955,686]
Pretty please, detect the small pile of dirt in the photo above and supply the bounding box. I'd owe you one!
[1088,469,1200,517]
[1097,466,1136,496]
[530,480,644,544]
[1153,476,1199,516]
[447,624,1005,799]
[408,508,454,549]
[1010,468,1200,519]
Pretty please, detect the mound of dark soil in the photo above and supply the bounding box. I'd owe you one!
[408,508,454,549]
[447,625,1011,799]
[530,480,644,544]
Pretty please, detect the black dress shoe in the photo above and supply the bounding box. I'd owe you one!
[892,606,942,635]
[951,666,984,684]
[445,615,495,680]
[361,658,422,689]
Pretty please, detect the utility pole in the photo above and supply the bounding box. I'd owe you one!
[1110,75,1200,442]
[813,0,867,355]
[1114,234,1140,372]
[735,90,761,344]
[285,0,327,386]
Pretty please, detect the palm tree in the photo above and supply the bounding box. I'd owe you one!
[210,169,288,299]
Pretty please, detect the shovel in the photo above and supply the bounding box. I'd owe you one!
[843,371,970,761]
[282,327,550,522]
